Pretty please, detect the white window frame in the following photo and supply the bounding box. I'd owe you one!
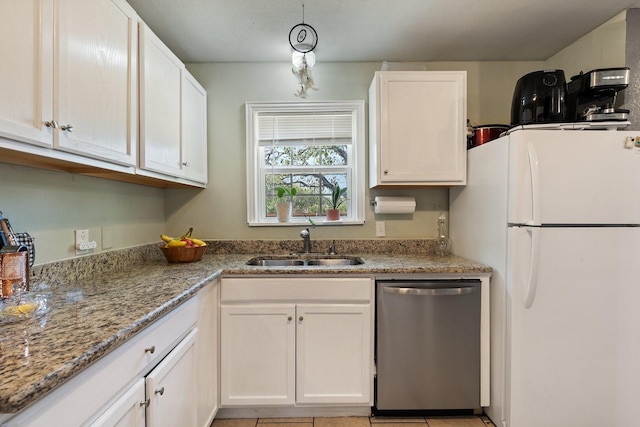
[246,101,366,226]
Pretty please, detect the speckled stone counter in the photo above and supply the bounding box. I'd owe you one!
[0,239,490,416]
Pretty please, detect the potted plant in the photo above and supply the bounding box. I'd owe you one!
[276,186,297,222]
[326,184,347,221]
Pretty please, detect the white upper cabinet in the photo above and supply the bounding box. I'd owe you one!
[55,0,138,166]
[138,23,208,186]
[0,2,207,187]
[138,22,182,177]
[181,71,208,184]
[0,0,54,148]
[0,0,137,166]
[369,71,467,187]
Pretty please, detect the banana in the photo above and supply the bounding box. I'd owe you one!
[160,234,173,243]
[190,238,206,247]
[166,239,188,248]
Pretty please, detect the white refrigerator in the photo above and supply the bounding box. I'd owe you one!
[450,129,640,427]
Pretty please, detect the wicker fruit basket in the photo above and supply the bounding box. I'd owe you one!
[159,244,206,263]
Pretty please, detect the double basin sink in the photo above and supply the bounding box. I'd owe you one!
[246,255,364,267]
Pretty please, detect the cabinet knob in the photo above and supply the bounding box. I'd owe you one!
[182,161,190,167]
[287,316,292,321]
[155,387,165,396]
[144,346,156,354]
[140,399,150,407]
[298,316,304,321]
[61,124,74,132]
[44,120,58,129]
[384,169,389,175]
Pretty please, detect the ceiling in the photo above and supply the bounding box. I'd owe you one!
[126,0,640,63]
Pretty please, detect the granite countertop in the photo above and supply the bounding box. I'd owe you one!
[0,240,491,416]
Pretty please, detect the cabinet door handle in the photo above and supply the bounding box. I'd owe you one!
[155,387,165,396]
[44,120,58,129]
[384,169,389,175]
[182,161,190,167]
[287,316,292,321]
[140,399,150,407]
[61,124,74,132]
[298,316,304,321]
[144,346,155,354]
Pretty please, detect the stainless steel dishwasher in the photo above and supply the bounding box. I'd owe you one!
[375,279,481,412]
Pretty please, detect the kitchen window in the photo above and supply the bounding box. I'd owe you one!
[246,101,365,226]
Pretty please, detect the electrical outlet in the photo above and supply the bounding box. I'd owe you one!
[376,221,386,237]
[75,229,97,254]
[75,229,89,245]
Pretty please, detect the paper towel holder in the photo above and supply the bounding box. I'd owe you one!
[371,196,416,214]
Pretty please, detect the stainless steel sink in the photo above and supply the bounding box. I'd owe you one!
[246,256,364,267]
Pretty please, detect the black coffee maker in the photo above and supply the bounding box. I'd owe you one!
[565,67,630,121]
[511,69,567,126]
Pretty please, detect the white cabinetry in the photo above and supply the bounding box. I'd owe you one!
[196,278,219,427]
[139,23,208,187]
[221,305,296,406]
[0,2,207,188]
[89,379,145,427]
[55,0,138,166]
[0,0,138,166]
[1,290,219,427]
[0,0,53,148]
[220,277,373,408]
[369,71,467,187]
[181,72,208,184]
[145,328,198,427]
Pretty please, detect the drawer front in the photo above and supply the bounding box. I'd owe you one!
[221,277,373,303]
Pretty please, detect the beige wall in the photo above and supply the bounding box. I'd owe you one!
[0,162,165,265]
[0,12,628,264]
[544,12,627,77]
[165,61,542,242]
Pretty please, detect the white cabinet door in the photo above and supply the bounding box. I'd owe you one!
[0,0,53,147]
[369,71,467,187]
[296,304,372,404]
[181,70,208,184]
[146,328,198,427]
[139,23,182,177]
[220,305,296,406]
[196,281,218,427]
[89,378,145,427]
[55,0,137,166]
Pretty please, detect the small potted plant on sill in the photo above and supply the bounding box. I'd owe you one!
[326,184,347,221]
[276,186,297,222]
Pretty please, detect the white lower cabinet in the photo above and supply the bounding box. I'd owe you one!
[145,328,198,427]
[89,379,146,427]
[220,277,374,408]
[90,328,198,427]
[2,282,220,427]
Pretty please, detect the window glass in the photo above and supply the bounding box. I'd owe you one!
[246,102,365,226]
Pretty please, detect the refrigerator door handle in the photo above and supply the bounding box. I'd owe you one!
[523,226,541,309]
[527,142,541,225]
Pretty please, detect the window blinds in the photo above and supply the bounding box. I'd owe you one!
[258,113,352,144]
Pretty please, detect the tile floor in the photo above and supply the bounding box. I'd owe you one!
[212,415,497,427]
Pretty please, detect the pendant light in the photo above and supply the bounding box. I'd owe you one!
[289,5,318,98]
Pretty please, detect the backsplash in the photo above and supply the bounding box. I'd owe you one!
[30,239,437,284]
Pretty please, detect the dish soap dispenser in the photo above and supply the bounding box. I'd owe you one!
[435,212,451,256]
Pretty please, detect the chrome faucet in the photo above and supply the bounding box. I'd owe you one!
[300,228,311,253]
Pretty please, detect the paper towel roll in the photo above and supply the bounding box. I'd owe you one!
[374,196,416,214]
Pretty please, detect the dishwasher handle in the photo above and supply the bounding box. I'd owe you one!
[382,286,476,296]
